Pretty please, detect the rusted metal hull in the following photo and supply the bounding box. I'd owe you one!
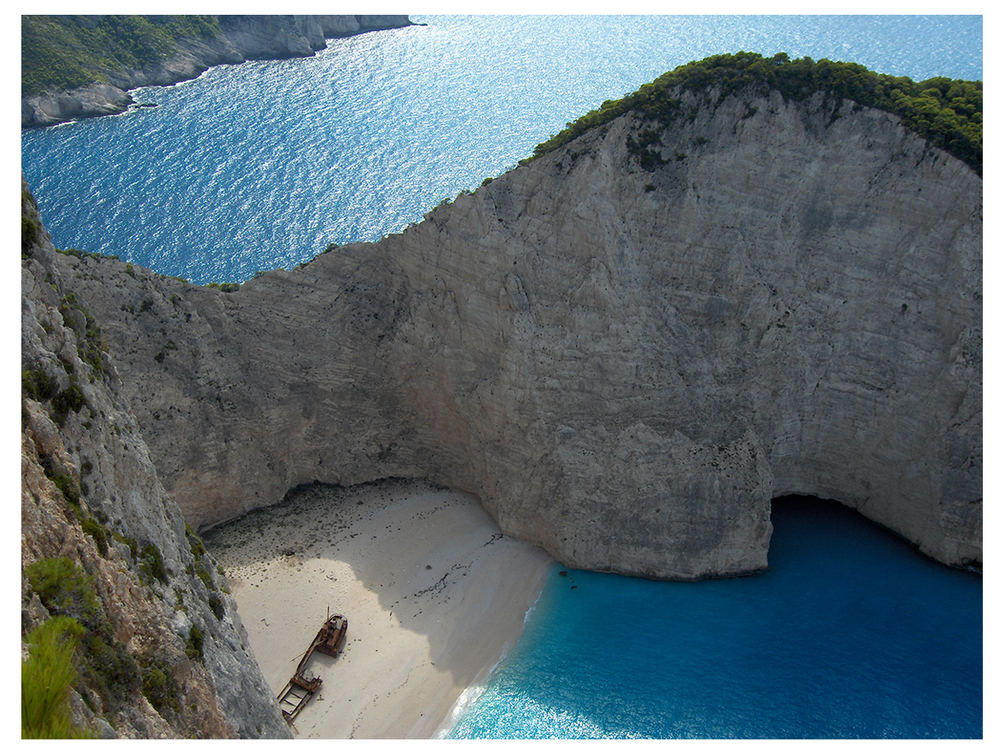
[278,614,349,725]
[313,615,348,658]
[277,675,321,723]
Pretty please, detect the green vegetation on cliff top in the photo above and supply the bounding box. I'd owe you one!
[22,15,220,96]
[531,52,982,175]
[23,25,981,175]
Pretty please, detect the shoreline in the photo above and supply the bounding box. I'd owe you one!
[22,15,415,129]
[203,479,552,738]
[432,579,546,738]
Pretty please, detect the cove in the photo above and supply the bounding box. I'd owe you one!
[19,15,982,740]
[447,497,982,738]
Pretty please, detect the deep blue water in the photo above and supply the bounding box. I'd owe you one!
[20,15,983,739]
[21,15,982,284]
[447,498,982,739]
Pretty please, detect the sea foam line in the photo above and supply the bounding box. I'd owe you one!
[433,563,554,738]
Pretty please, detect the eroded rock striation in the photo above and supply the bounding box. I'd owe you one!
[21,184,289,737]
[22,15,413,128]
[44,83,981,580]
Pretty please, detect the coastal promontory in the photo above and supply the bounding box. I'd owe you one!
[36,54,982,580]
[20,49,981,738]
[21,15,413,128]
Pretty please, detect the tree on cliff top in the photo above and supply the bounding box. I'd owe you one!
[531,52,982,175]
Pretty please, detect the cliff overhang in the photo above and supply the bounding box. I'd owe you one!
[35,67,981,580]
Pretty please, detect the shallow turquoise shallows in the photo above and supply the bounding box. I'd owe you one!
[21,16,983,738]
[446,498,982,738]
[21,16,982,284]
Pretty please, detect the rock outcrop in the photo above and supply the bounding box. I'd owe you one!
[22,15,413,129]
[21,183,289,737]
[46,85,982,580]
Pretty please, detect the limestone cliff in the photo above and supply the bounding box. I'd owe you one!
[45,84,981,580]
[21,183,289,737]
[21,15,413,129]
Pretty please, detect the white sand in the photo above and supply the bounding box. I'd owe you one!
[203,479,552,738]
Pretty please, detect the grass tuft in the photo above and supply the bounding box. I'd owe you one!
[22,615,92,738]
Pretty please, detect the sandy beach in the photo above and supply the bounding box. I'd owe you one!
[203,479,552,738]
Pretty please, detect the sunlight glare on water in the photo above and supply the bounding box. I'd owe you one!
[21,15,982,283]
[19,15,983,739]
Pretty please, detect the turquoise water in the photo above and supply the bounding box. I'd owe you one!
[448,498,982,738]
[20,16,983,738]
[21,16,982,284]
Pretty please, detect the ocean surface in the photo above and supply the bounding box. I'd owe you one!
[20,15,983,739]
[446,497,982,738]
[21,15,982,284]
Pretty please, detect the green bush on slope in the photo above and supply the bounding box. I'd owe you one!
[24,556,186,727]
[530,52,982,175]
[26,558,139,715]
[26,557,103,628]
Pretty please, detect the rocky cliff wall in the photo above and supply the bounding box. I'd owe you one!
[21,183,289,737]
[49,87,982,580]
[21,15,413,128]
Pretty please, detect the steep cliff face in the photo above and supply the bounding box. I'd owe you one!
[48,86,981,580]
[21,184,289,737]
[21,15,412,128]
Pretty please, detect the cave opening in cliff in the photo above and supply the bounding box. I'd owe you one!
[768,494,935,569]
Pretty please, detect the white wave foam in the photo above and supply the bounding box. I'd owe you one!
[434,564,554,737]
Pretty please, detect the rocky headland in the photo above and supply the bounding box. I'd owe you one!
[21,53,982,736]
[21,15,413,129]
[38,71,982,579]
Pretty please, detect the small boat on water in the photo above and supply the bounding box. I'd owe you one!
[277,612,348,724]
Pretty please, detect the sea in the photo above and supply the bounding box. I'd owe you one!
[446,498,982,739]
[21,15,983,738]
